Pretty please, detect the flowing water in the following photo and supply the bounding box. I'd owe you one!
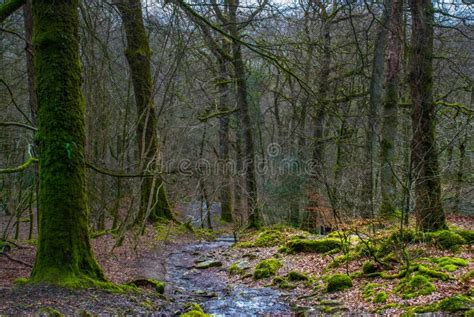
[165,236,292,316]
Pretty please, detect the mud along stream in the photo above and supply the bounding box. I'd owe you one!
[165,236,291,315]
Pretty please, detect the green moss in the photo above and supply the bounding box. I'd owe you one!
[236,229,284,248]
[36,307,63,317]
[454,229,474,244]
[228,260,250,276]
[30,0,106,286]
[362,283,380,299]
[373,291,388,303]
[272,276,295,289]
[426,230,466,251]
[325,274,353,292]
[433,257,468,272]
[362,261,381,274]
[437,295,473,312]
[417,265,451,281]
[254,230,283,247]
[461,270,474,284]
[409,295,473,314]
[395,273,435,299]
[180,303,211,317]
[128,278,165,294]
[14,277,29,285]
[253,258,283,280]
[285,238,341,253]
[466,309,474,317]
[287,271,308,281]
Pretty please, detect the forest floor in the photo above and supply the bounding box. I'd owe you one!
[0,214,473,315]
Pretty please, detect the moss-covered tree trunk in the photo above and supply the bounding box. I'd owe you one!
[30,0,105,285]
[116,0,172,223]
[379,0,403,217]
[409,0,446,231]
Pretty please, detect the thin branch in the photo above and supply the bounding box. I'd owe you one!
[0,157,38,174]
[0,121,37,131]
[0,252,33,268]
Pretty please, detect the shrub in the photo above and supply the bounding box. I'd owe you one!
[253,258,283,280]
[325,274,353,292]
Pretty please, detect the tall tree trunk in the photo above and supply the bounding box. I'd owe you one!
[116,0,172,223]
[379,0,403,217]
[409,0,446,231]
[361,0,391,219]
[30,0,105,284]
[228,0,261,228]
[312,20,331,177]
[218,57,234,222]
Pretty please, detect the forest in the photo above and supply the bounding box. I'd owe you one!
[0,0,473,314]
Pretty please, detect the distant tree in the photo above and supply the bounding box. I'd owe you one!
[409,0,446,231]
[116,0,173,224]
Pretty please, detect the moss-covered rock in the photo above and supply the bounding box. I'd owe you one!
[362,283,380,299]
[395,273,435,299]
[128,278,165,294]
[253,258,283,280]
[287,271,309,281]
[254,230,284,247]
[433,257,468,272]
[437,295,473,312]
[325,274,353,292]
[180,303,211,317]
[285,238,341,253]
[236,229,285,248]
[362,260,382,275]
[36,307,63,317]
[373,291,388,304]
[454,229,474,244]
[272,276,295,289]
[417,264,451,281]
[426,230,466,251]
[229,260,251,275]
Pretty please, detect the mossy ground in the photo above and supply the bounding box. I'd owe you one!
[222,222,473,315]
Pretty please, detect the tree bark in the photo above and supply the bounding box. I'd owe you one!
[218,55,234,222]
[361,0,391,219]
[30,0,105,284]
[116,0,172,223]
[312,19,331,177]
[228,0,261,228]
[409,0,446,231]
[379,0,403,217]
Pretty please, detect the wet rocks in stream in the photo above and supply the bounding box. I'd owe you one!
[165,237,291,315]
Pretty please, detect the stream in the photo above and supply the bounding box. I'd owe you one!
[165,236,292,316]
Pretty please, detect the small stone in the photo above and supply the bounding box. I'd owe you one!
[195,259,222,269]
